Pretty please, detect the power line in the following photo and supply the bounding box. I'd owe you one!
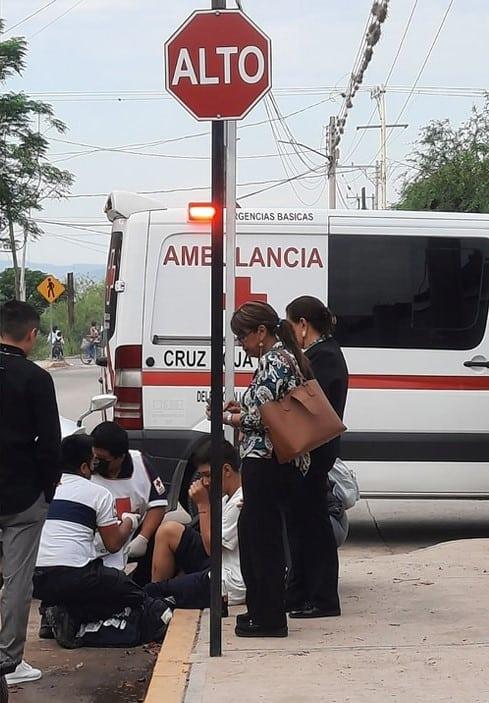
[239,165,326,201]
[345,0,419,161]
[29,0,86,38]
[4,0,59,33]
[61,170,327,200]
[47,96,333,159]
[367,0,454,175]
[387,0,455,140]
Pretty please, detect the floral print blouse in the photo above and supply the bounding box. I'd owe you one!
[238,341,311,474]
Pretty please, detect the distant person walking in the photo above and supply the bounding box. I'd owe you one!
[0,301,61,686]
[226,301,311,638]
[285,296,349,619]
[88,321,100,360]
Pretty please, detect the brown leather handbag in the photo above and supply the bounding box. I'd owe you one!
[258,356,346,465]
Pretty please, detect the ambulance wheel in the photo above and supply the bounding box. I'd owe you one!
[0,675,8,703]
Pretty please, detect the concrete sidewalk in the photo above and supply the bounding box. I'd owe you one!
[183,539,489,703]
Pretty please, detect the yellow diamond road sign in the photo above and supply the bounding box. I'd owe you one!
[37,275,65,304]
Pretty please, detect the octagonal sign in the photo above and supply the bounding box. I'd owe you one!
[165,10,272,121]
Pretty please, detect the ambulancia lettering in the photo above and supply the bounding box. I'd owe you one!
[162,245,324,269]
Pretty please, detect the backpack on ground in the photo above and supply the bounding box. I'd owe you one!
[329,459,360,510]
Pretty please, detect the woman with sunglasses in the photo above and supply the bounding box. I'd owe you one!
[285,296,349,619]
[224,301,311,638]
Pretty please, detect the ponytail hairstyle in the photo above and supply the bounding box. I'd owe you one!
[231,301,312,379]
[286,296,336,338]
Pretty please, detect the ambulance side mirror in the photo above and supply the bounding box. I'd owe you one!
[77,394,117,427]
[90,394,117,412]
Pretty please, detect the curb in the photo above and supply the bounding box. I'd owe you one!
[145,610,201,703]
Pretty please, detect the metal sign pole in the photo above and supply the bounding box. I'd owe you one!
[224,120,237,416]
[210,123,225,659]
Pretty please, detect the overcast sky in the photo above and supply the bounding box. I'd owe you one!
[1,0,487,269]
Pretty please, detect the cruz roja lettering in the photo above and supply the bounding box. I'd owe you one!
[162,349,253,370]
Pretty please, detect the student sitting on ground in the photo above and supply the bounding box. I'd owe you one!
[146,439,245,609]
[33,435,146,648]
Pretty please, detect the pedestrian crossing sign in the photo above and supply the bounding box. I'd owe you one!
[37,275,65,304]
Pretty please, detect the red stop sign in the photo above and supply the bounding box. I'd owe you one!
[165,10,271,121]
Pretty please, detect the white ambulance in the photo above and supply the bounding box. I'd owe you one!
[103,191,489,505]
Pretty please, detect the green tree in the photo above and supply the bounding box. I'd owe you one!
[0,18,74,298]
[0,267,49,314]
[396,97,489,213]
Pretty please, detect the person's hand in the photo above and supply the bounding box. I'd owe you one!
[189,478,210,508]
[224,400,241,414]
[121,512,140,531]
[126,534,148,559]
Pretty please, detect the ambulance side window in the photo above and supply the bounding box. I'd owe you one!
[329,234,489,350]
[105,231,123,341]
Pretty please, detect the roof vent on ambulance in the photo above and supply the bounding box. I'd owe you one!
[104,191,167,222]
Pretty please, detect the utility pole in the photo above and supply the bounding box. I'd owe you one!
[356,86,408,209]
[374,161,381,210]
[327,116,338,209]
[361,187,367,210]
[66,272,75,331]
[19,231,28,302]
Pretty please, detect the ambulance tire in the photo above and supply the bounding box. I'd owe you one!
[0,675,8,703]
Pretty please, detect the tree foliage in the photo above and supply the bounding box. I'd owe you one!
[396,97,489,213]
[0,267,49,314]
[0,18,74,297]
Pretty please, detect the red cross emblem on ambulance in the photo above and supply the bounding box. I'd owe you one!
[224,276,267,309]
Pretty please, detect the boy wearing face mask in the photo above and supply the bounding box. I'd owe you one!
[91,422,168,573]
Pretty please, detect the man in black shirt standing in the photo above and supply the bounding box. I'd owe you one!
[0,301,61,686]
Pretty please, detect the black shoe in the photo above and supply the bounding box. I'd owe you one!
[45,606,81,649]
[235,622,288,638]
[289,604,341,619]
[236,612,252,626]
[0,674,8,703]
[39,613,54,640]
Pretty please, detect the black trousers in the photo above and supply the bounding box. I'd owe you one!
[285,456,340,612]
[145,569,210,610]
[33,558,144,625]
[238,455,294,628]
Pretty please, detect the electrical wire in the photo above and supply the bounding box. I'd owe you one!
[29,0,86,38]
[386,0,454,140]
[47,96,333,160]
[239,165,326,201]
[367,0,455,172]
[4,0,59,33]
[345,0,419,161]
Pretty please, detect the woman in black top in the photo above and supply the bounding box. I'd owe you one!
[285,296,349,618]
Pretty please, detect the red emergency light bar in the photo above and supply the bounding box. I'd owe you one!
[188,202,216,222]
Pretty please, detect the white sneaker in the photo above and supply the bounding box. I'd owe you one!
[5,660,42,685]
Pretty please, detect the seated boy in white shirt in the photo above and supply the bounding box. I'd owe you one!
[146,439,245,609]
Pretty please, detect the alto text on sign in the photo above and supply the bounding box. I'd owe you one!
[164,10,271,120]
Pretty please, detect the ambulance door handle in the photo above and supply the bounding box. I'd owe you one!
[464,360,489,368]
